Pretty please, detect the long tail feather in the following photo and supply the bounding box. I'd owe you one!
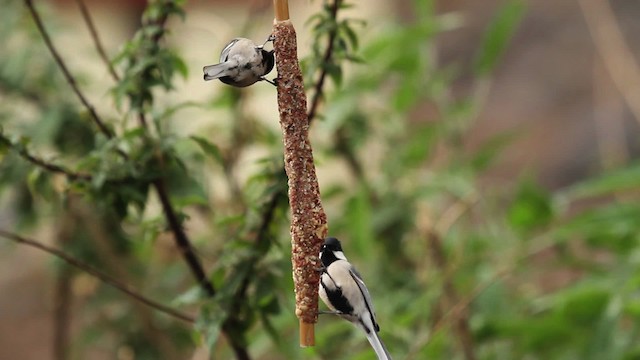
[203,63,228,81]
[365,330,392,360]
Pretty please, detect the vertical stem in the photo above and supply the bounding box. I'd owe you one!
[427,231,476,360]
[53,267,72,360]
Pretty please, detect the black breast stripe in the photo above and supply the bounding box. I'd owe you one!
[321,277,354,315]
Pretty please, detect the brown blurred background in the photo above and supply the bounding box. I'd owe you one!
[1,0,639,358]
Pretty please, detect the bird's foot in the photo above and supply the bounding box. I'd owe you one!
[262,34,276,47]
[261,77,278,87]
[318,310,344,316]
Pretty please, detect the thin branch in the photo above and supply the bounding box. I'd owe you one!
[434,194,479,236]
[138,112,149,130]
[155,179,252,360]
[426,231,476,360]
[0,229,195,323]
[74,0,120,82]
[24,0,114,138]
[68,197,179,357]
[53,268,72,360]
[0,135,91,180]
[0,134,141,185]
[307,0,341,123]
[231,188,286,311]
[53,210,76,360]
[578,0,640,125]
[153,179,216,297]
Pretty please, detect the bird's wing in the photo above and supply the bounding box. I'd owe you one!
[219,38,241,62]
[349,266,380,331]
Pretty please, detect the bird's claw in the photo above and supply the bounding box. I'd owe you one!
[262,34,275,47]
[318,310,344,316]
[262,77,278,87]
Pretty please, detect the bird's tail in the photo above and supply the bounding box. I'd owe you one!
[365,330,392,360]
[203,63,228,81]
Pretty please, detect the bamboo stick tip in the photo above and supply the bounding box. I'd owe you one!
[299,320,316,347]
[274,0,290,22]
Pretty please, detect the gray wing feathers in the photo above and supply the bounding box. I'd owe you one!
[219,38,240,62]
[349,267,378,326]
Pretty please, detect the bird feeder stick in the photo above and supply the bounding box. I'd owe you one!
[272,0,327,348]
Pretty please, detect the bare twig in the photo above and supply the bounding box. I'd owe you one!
[592,59,628,170]
[52,210,76,360]
[0,229,195,323]
[578,0,640,125]
[307,0,341,123]
[52,268,72,360]
[74,0,120,82]
[426,231,476,360]
[24,0,114,138]
[153,179,216,296]
[67,198,179,358]
[154,179,251,360]
[0,135,91,180]
[231,188,286,313]
[434,194,479,236]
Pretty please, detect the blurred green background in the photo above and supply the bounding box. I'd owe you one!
[1,0,640,359]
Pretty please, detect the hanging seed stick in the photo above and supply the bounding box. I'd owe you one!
[273,0,328,347]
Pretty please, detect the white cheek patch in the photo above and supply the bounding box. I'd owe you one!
[334,251,347,261]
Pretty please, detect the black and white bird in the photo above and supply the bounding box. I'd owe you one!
[319,237,392,360]
[203,37,275,87]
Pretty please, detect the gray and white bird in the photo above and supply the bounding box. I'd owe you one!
[319,237,392,360]
[203,37,275,87]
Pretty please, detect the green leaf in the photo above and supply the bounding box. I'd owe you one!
[474,0,525,76]
[190,136,223,164]
[196,304,228,352]
[171,53,189,78]
[340,21,359,50]
[26,167,45,198]
[172,286,206,307]
[325,61,343,86]
[470,131,516,172]
[344,187,374,256]
[166,171,208,207]
[507,178,553,233]
[560,288,610,326]
[398,123,438,167]
[561,163,640,201]
[556,202,640,254]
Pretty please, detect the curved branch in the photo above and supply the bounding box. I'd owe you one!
[579,0,640,125]
[307,0,341,123]
[0,135,91,180]
[24,0,114,138]
[0,229,195,323]
[74,0,120,82]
